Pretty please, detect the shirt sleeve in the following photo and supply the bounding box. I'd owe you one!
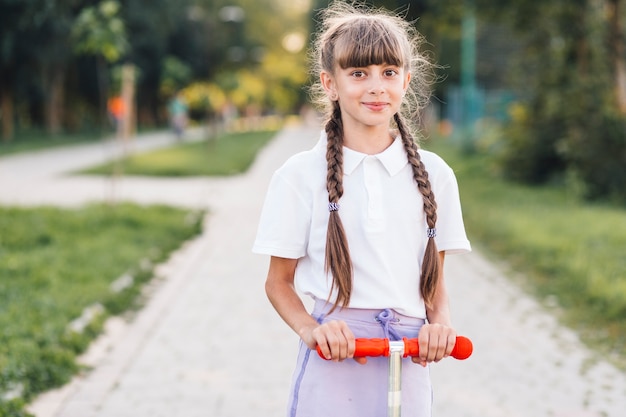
[432,164,472,255]
[252,169,312,259]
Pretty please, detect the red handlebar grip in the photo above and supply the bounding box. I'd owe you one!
[316,336,473,360]
[403,336,473,360]
[451,336,473,359]
[316,338,389,360]
[353,338,389,357]
[403,337,420,357]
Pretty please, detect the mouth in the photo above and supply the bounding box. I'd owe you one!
[362,102,389,111]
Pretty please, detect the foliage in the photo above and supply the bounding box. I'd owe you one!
[0,0,311,140]
[558,92,626,203]
[426,137,626,365]
[81,130,278,176]
[72,0,128,63]
[202,0,310,115]
[482,0,626,203]
[0,203,203,416]
[2,0,623,199]
[497,102,567,184]
[180,82,227,118]
[160,56,193,98]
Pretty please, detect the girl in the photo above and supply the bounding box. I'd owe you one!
[253,2,471,416]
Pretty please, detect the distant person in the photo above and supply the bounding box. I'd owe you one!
[168,92,188,140]
[107,95,125,135]
[252,2,471,416]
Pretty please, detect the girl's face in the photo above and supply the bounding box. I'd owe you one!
[321,63,410,132]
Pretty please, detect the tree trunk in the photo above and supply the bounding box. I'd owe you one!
[96,56,110,133]
[44,64,66,135]
[607,0,626,114]
[0,78,15,142]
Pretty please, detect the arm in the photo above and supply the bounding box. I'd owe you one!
[265,256,358,362]
[414,251,457,366]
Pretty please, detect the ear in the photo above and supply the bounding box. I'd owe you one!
[320,71,338,100]
[403,71,411,94]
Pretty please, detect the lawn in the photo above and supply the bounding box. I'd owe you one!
[81,130,278,177]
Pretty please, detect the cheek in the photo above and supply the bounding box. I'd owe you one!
[338,82,360,96]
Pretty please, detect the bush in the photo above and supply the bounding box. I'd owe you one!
[498,102,567,184]
[562,110,626,203]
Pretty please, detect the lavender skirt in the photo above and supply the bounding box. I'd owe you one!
[286,300,432,417]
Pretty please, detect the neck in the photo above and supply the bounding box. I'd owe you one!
[342,123,393,155]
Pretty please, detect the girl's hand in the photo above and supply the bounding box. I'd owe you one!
[412,323,457,367]
[301,320,367,364]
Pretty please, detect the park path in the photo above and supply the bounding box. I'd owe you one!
[2,123,624,417]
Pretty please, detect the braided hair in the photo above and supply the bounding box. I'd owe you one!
[309,2,440,310]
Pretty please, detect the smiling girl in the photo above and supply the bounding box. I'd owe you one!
[253,2,471,416]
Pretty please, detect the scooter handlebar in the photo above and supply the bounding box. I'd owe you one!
[316,336,473,360]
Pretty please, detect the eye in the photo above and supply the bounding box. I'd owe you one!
[384,69,399,77]
[350,70,366,79]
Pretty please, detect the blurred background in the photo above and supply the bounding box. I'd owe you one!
[1,1,626,416]
[1,0,625,201]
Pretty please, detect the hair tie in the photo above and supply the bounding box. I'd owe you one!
[328,202,340,212]
[427,228,437,238]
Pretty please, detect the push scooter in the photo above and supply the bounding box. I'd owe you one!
[317,336,473,417]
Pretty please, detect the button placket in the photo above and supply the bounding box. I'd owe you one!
[363,156,384,227]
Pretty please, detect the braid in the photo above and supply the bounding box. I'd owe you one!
[325,102,353,312]
[395,113,440,308]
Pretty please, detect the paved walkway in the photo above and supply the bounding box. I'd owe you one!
[3,124,624,417]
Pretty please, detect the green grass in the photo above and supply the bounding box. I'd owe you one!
[0,130,105,156]
[423,136,626,365]
[0,127,161,157]
[0,204,203,416]
[81,130,278,177]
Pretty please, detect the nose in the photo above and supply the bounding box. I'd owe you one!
[368,74,385,95]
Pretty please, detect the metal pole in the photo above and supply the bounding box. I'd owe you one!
[461,0,477,149]
[388,342,404,417]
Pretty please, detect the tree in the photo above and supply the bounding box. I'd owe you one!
[0,0,24,142]
[607,0,626,114]
[0,0,54,141]
[35,0,87,135]
[72,0,128,129]
[479,0,626,201]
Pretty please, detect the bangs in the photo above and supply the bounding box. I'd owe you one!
[333,18,406,69]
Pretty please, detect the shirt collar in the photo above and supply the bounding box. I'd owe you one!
[316,131,408,176]
[345,136,407,176]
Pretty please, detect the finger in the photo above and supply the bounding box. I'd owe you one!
[325,333,341,361]
[340,323,356,360]
[432,328,456,361]
[324,320,349,361]
[311,324,335,360]
[354,356,368,365]
[314,335,332,360]
[411,356,428,367]
[443,332,456,358]
[432,333,447,362]
[418,326,430,362]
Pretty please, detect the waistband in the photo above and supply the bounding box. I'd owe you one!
[312,298,425,327]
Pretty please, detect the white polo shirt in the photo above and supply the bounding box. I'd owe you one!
[253,132,471,318]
